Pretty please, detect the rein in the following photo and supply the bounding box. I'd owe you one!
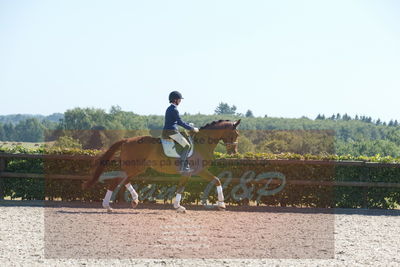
[191,131,237,146]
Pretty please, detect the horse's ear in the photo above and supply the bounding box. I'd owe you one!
[233,119,241,129]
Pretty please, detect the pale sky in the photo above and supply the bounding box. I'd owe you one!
[1,0,400,121]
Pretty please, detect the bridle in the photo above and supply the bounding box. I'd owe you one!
[190,127,238,151]
[223,140,238,146]
[222,137,238,152]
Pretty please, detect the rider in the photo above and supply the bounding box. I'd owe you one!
[162,91,199,173]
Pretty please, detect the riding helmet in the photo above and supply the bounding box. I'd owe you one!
[169,91,184,102]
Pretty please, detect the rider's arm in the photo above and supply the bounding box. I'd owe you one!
[173,108,194,131]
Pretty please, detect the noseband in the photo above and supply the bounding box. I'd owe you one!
[224,141,238,146]
[223,138,238,149]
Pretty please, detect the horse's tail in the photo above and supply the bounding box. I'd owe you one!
[82,139,127,190]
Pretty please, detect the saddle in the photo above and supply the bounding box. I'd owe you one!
[160,135,194,158]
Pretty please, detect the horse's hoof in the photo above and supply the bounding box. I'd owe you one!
[217,202,226,211]
[103,204,113,213]
[131,199,139,209]
[175,206,186,213]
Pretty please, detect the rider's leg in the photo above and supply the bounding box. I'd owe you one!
[169,132,192,172]
[169,132,190,148]
[180,146,191,171]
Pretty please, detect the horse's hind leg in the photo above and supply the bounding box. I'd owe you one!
[122,178,139,208]
[102,177,125,212]
[101,171,141,211]
[198,169,226,210]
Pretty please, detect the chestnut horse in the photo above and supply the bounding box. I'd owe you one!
[83,119,240,212]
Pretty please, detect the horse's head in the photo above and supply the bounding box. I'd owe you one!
[198,119,241,155]
[221,119,241,154]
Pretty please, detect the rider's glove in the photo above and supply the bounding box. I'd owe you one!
[193,127,199,133]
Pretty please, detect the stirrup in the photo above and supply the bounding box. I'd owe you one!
[179,158,193,173]
[179,165,193,174]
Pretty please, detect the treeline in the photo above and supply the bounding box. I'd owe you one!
[0,118,57,142]
[0,113,63,124]
[1,106,400,157]
[316,113,399,126]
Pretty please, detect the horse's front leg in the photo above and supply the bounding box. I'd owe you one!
[174,175,190,213]
[198,170,226,210]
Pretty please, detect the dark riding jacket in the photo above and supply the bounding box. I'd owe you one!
[162,104,193,138]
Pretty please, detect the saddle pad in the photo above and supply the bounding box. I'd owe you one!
[161,137,194,158]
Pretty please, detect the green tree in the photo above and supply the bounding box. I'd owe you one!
[3,123,15,141]
[245,110,254,118]
[61,108,105,130]
[342,113,351,121]
[15,118,45,142]
[214,102,237,115]
[0,123,5,140]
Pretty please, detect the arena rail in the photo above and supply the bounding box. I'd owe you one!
[1,153,400,206]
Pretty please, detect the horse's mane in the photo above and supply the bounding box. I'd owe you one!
[199,120,233,130]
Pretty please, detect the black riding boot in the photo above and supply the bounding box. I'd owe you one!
[179,146,192,174]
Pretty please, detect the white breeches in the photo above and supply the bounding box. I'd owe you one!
[169,132,190,148]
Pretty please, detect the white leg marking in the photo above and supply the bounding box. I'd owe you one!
[216,185,224,202]
[174,193,182,209]
[125,183,138,200]
[102,190,113,212]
